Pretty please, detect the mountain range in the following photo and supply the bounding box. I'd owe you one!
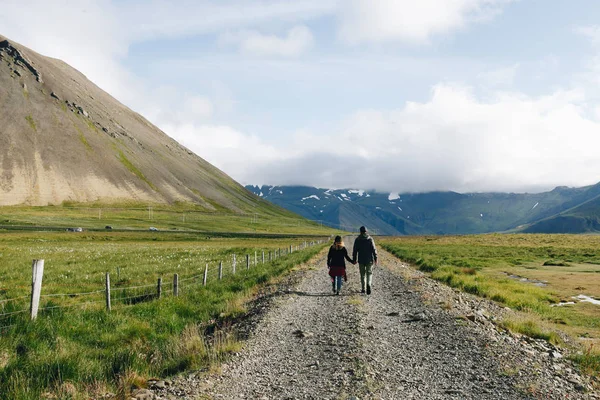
[246,183,600,235]
[0,34,289,218]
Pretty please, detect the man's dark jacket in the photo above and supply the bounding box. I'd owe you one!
[352,233,377,264]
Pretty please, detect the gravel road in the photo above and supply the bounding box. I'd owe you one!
[145,240,598,400]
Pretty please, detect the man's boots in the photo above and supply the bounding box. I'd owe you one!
[366,285,371,295]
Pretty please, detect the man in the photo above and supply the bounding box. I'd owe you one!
[352,226,378,295]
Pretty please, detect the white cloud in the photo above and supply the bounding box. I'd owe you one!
[576,25,600,47]
[220,25,314,57]
[122,0,337,41]
[338,0,514,44]
[235,84,600,192]
[477,63,519,87]
[158,123,283,179]
[0,0,137,104]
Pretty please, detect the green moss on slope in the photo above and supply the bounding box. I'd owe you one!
[118,150,158,191]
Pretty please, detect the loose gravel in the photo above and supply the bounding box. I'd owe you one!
[145,241,599,400]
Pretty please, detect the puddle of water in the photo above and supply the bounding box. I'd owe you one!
[574,294,600,305]
[503,272,548,287]
[551,295,600,307]
[551,301,576,307]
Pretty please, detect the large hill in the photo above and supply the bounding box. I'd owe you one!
[246,184,600,235]
[0,34,278,215]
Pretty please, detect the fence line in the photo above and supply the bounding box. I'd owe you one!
[0,309,28,318]
[0,296,30,304]
[0,239,327,332]
[41,289,106,298]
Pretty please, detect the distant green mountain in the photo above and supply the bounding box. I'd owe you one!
[246,183,600,235]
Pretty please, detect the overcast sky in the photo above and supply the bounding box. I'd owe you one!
[3,0,600,194]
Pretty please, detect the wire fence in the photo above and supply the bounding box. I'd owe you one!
[0,239,327,334]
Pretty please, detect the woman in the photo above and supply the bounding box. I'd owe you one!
[327,235,354,295]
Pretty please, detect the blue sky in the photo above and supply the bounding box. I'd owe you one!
[3,0,600,193]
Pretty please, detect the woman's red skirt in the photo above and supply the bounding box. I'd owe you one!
[328,266,346,277]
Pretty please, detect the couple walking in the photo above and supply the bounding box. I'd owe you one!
[327,226,378,295]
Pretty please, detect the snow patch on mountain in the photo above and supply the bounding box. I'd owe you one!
[348,189,365,196]
[388,192,400,201]
[301,195,320,202]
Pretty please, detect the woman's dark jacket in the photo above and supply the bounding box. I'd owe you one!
[327,245,353,277]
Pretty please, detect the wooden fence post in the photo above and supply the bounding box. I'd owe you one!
[262,251,265,264]
[219,261,223,280]
[203,264,208,286]
[157,277,162,299]
[233,254,236,274]
[105,272,111,312]
[290,245,293,254]
[30,259,44,320]
[173,274,179,297]
[246,254,250,270]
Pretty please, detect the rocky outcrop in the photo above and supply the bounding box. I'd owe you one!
[0,39,42,83]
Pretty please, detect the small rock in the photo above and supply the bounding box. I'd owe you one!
[131,389,155,400]
[405,312,426,321]
[152,380,167,389]
[550,350,563,359]
[386,312,400,316]
[292,329,313,338]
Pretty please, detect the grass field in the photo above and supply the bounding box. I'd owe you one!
[380,234,600,375]
[0,231,328,399]
[0,202,336,235]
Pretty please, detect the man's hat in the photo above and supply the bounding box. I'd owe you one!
[359,226,367,233]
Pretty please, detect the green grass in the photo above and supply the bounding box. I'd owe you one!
[0,232,327,399]
[25,115,36,132]
[380,234,600,374]
[85,119,97,133]
[78,133,92,152]
[118,151,158,191]
[0,202,337,236]
[573,345,600,376]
